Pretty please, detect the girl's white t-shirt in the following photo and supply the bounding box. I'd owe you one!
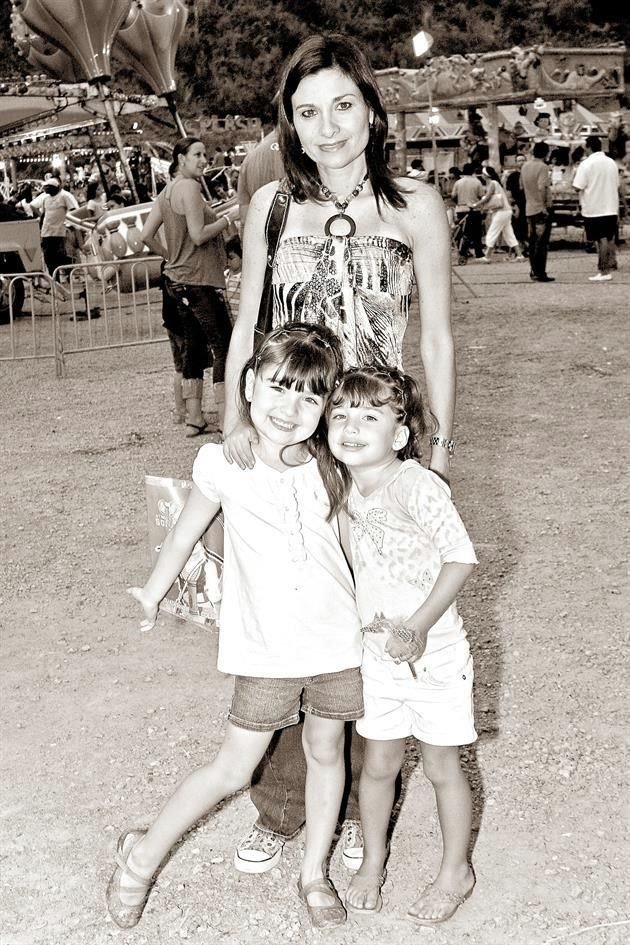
[348,461,477,673]
[192,444,362,678]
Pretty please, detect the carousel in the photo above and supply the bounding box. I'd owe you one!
[376,40,628,213]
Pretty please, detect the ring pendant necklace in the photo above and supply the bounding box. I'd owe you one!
[320,173,369,238]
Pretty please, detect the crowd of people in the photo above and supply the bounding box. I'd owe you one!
[0,171,143,281]
[410,135,625,282]
[105,33,477,933]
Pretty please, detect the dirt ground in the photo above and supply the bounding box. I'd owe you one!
[1,249,629,945]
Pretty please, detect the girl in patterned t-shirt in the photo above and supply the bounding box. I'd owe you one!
[324,364,478,928]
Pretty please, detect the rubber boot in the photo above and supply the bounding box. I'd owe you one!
[213,382,225,433]
[182,377,205,433]
[173,371,186,423]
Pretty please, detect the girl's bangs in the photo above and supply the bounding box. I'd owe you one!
[266,349,337,396]
[330,373,395,409]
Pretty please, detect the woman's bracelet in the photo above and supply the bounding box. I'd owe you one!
[429,435,455,456]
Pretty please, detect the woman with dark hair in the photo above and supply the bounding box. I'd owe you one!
[225,33,453,460]
[84,179,106,216]
[221,35,458,923]
[142,138,239,434]
[475,165,524,261]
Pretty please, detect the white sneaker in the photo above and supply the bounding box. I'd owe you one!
[233,825,284,873]
[340,820,364,871]
[588,273,612,281]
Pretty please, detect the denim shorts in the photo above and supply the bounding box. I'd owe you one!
[229,667,364,732]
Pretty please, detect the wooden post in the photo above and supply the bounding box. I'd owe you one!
[101,89,139,202]
[486,102,501,168]
[393,111,407,176]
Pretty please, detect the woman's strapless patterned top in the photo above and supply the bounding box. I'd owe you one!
[271,234,414,368]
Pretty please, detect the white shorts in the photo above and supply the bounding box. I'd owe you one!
[356,640,477,746]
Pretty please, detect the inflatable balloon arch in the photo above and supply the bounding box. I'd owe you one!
[9,0,192,202]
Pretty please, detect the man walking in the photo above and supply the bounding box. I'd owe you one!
[452,163,486,263]
[572,135,620,282]
[23,177,78,280]
[505,153,528,253]
[521,142,554,282]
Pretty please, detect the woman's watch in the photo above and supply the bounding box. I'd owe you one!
[429,435,455,457]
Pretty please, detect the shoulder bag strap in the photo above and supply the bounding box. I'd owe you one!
[264,182,291,268]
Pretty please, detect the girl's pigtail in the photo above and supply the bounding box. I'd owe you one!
[398,374,427,462]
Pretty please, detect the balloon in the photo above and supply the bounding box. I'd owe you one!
[15,0,132,83]
[109,231,128,258]
[125,225,145,254]
[98,239,114,261]
[113,0,188,97]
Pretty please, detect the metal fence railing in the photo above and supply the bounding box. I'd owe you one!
[0,256,167,377]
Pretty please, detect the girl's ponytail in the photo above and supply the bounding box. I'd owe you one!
[399,372,429,462]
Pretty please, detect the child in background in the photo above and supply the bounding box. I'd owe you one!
[106,324,363,931]
[324,365,478,927]
[224,235,242,325]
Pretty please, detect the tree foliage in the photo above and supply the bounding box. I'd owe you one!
[1,0,627,121]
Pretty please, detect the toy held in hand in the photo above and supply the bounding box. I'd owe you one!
[361,612,419,678]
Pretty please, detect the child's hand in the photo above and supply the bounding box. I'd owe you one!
[384,624,427,666]
[363,613,427,676]
[127,586,159,632]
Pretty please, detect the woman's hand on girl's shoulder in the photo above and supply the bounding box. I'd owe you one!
[127,586,159,632]
[222,419,259,469]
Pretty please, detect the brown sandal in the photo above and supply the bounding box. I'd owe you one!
[105,828,153,929]
[406,881,474,926]
[345,869,386,914]
[297,876,346,929]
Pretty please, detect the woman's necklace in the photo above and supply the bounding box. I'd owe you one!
[320,173,369,238]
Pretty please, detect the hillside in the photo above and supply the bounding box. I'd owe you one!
[1,1,628,120]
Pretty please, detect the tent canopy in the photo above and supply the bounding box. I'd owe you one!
[0,90,158,147]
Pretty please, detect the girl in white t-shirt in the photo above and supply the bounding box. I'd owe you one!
[324,365,478,928]
[106,323,363,931]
